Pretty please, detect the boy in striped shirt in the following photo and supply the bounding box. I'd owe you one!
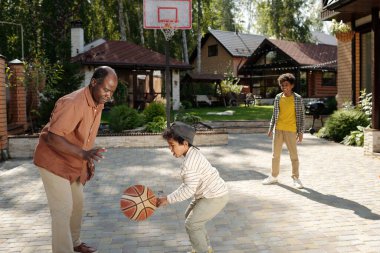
[157,122,229,253]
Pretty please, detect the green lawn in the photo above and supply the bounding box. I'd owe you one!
[101,105,274,124]
[177,105,273,121]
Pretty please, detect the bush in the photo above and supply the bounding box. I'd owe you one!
[180,100,193,109]
[145,116,167,133]
[143,102,166,123]
[174,112,201,125]
[108,105,143,132]
[320,109,370,142]
[341,126,367,146]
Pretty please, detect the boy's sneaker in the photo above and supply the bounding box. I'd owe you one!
[262,175,278,185]
[187,246,213,253]
[293,178,304,189]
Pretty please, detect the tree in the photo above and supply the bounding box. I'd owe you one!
[239,0,321,42]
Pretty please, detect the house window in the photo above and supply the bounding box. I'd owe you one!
[361,32,372,93]
[208,45,218,57]
[322,72,336,86]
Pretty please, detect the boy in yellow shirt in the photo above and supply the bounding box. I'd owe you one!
[262,73,305,189]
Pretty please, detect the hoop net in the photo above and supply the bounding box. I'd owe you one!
[160,22,176,41]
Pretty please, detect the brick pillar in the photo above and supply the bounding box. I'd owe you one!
[8,59,27,131]
[0,54,9,160]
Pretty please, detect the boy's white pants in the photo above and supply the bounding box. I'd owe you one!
[185,194,229,252]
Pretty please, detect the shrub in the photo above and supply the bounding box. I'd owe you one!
[143,102,166,123]
[174,112,201,125]
[358,89,372,125]
[320,109,370,142]
[108,105,143,132]
[180,100,193,109]
[145,116,167,133]
[341,126,368,146]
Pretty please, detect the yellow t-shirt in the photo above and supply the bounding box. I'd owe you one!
[276,94,296,132]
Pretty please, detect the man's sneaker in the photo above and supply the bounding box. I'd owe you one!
[262,176,278,185]
[293,178,304,189]
[74,243,98,253]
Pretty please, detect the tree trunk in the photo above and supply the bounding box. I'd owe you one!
[137,3,145,46]
[182,30,189,64]
[118,0,127,41]
[196,0,202,73]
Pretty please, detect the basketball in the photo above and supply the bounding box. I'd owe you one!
[120,185,157,221]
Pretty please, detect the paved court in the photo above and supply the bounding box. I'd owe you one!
[1,133,380,253]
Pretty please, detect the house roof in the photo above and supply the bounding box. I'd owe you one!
[311,31,337,46]
[239,38,337,74]
[71,40,192,70]
[189,29,265,62]
[182,72,224,82]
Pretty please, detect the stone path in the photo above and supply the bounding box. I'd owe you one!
[1,134,380,253]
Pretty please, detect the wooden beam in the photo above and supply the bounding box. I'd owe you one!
[372,8,380,129]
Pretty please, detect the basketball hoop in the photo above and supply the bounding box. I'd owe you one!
[160,22,176,41]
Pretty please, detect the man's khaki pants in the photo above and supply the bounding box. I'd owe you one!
[38,167,83,253]
[185,194,229,253]
[271,130,300,179]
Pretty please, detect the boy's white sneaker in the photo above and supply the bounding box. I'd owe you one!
[187,246,213,253]
[293,178,304,189]
[262,176,278,185]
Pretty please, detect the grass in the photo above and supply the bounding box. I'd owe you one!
[101,105,274,124]
[176,105,273,121]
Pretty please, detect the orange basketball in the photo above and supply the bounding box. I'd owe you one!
[120,185,157,221]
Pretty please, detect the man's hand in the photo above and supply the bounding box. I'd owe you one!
[83,148,107,181]
[82,148,107,165]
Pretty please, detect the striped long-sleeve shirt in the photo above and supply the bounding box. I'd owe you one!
[167,147,229,204]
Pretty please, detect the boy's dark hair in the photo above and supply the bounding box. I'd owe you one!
[278,73,295,85]
[162,128,193,147]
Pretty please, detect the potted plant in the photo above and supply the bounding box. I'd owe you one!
[330,19,354,42]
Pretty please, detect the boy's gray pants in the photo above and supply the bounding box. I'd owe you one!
[185,194,229,252]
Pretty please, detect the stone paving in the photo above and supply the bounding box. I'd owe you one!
[1,133,380,253]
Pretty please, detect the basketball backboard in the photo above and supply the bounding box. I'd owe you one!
[143,0,192,29]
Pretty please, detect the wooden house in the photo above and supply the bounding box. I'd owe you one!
[321,0,380,155]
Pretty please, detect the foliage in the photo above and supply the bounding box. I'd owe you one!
[145,116,167,133]
[318,109,370,143]
[330,19,352,35]
[174,112,202,125]
[218,73,241,95]
[113,80,128,105]
[253,0,317,42]
[358,89,372,125]
[143,102,166,123]
[341,126,368,146]
[108,105,143,132]
[180,100,193,109]
[37,62,83,126]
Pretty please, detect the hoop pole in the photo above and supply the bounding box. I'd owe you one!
[165,39,171,128]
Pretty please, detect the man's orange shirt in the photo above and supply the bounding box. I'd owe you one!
[34,86,104,184]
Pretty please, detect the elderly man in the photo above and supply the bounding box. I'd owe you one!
[34,66,118,253]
